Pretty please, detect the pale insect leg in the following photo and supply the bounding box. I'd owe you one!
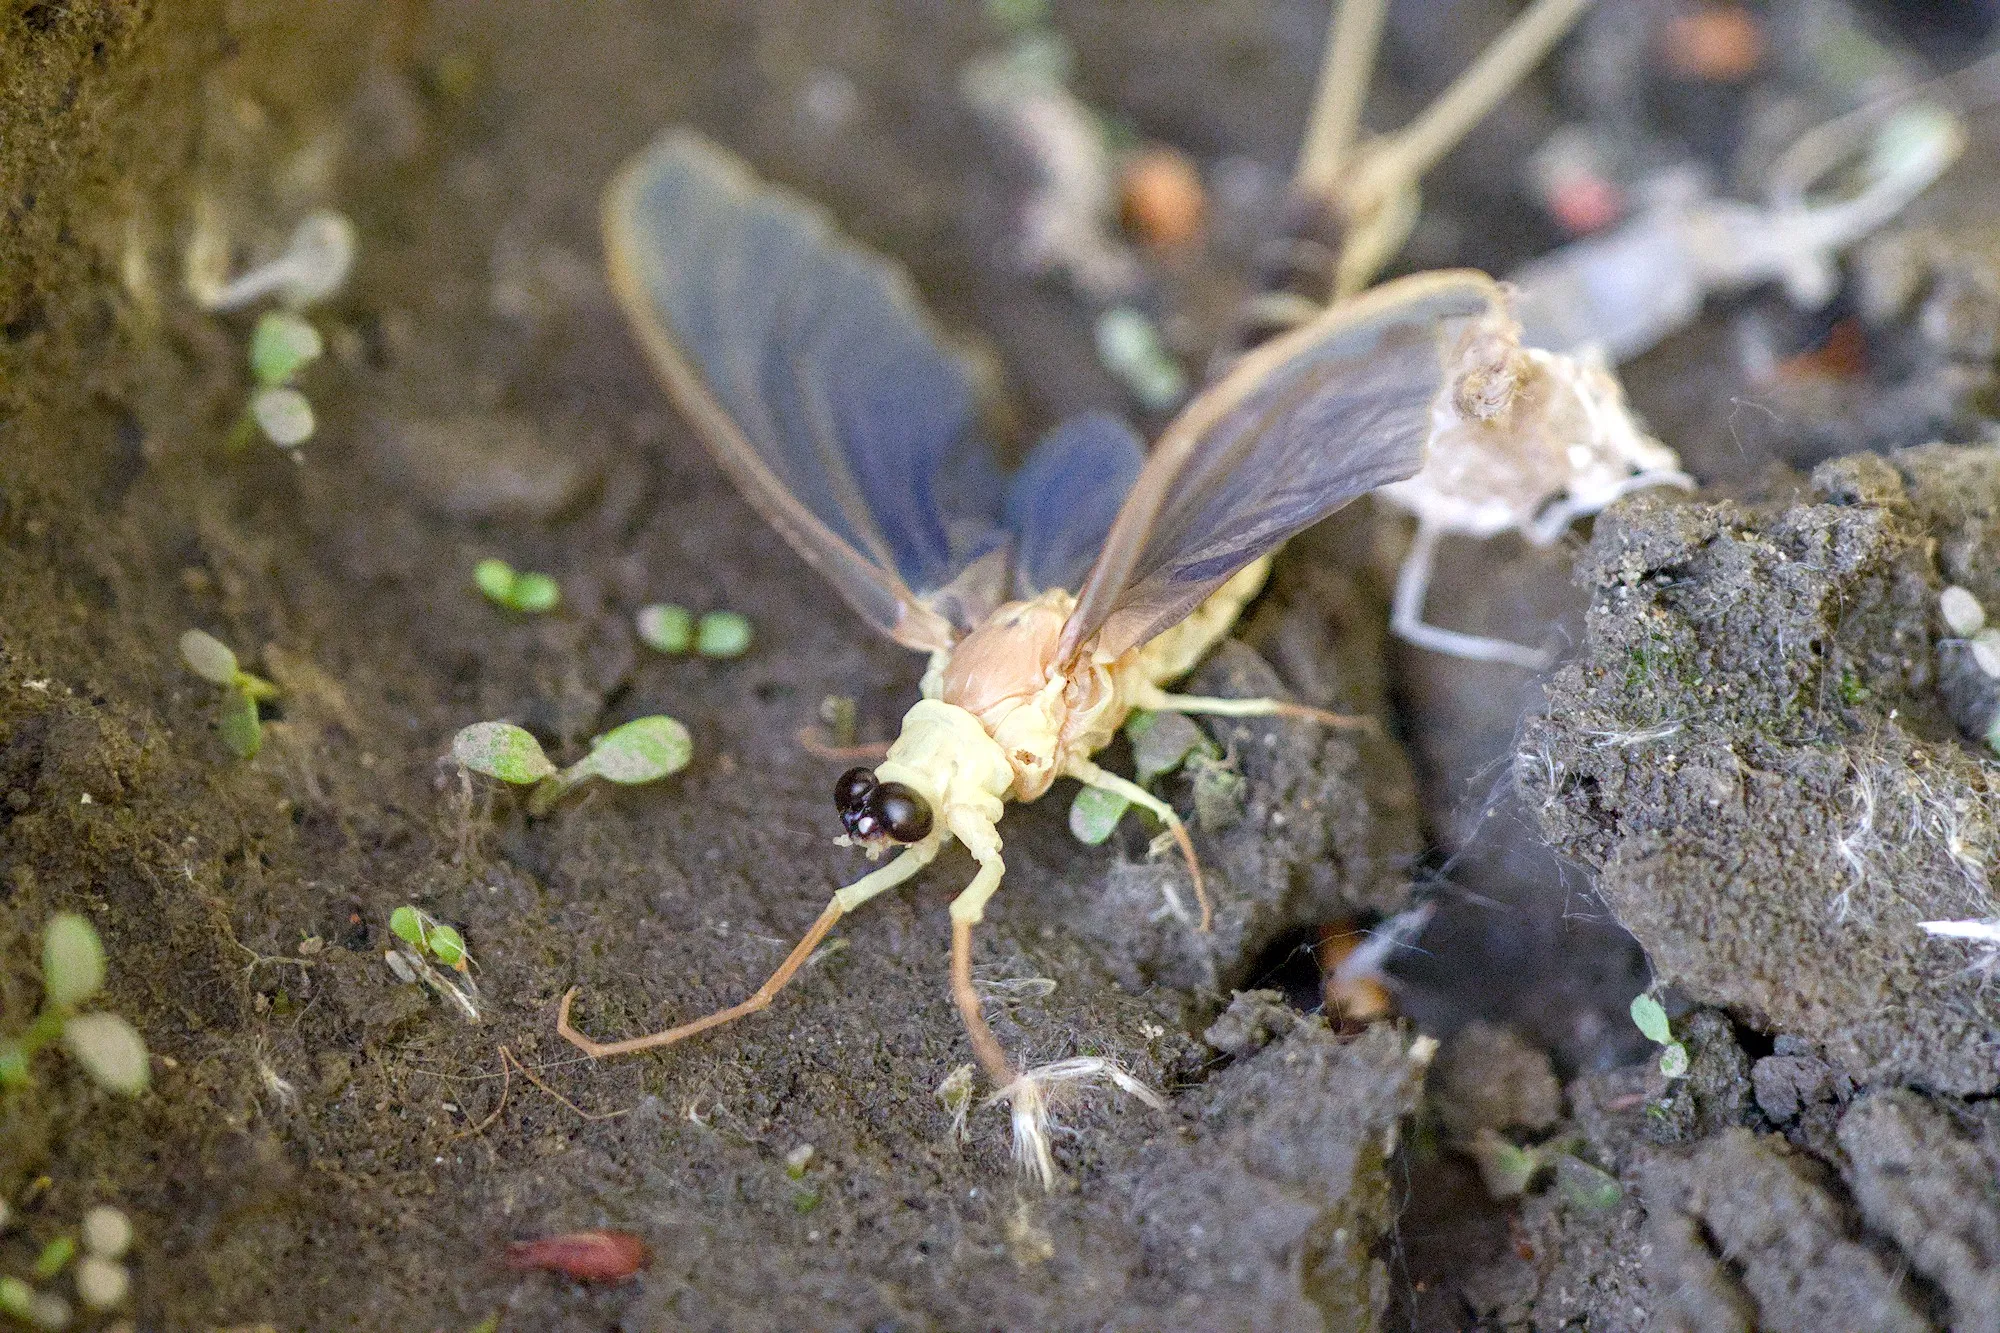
[557,837,942,1058]
[1523,469,1696,547]
[1066,757,1212,933]
[1390,519,1554,670]
[1126,679,1376,732]
[945,835,1020,1089]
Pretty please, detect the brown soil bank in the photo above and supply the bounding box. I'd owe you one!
[1,3,1439,1328]
[1489,448,2000,1330]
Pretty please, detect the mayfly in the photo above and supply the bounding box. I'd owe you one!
[559,128,1502,1166]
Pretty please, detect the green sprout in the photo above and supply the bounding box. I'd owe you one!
[31,1237,74,1282]
[0,914,151,1097]
[695,611,753,658]
[226,311,326,451]
[1629,993,1690,1080]
[451,716,692,816]
[178,629,278,759]
[388,907,470,972]
[636,604,694,654]
[474,558,560,613]
[637,606,753,657]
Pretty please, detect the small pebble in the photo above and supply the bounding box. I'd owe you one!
[80,1207,132,1260]
[74,1257,128,1311]
[1940,585,1986,636]
[1662,4,1764,82]
[784,1144,815,1177]
[1120,147,1206,248]
[1973,627,2000,679]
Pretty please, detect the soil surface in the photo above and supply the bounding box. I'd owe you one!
[6,1,2000,1330]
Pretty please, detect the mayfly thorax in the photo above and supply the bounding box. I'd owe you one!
[558,126,1505,1180]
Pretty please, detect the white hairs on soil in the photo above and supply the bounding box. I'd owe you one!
[988,1058,1168,1190]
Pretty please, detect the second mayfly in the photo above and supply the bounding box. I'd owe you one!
[559,130,1501,1175]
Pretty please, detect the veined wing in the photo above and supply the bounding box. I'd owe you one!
[1004,411,1145,599]
[1057,269,1504,664]
[604,130,1007,654]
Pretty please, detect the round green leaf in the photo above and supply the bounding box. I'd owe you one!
[218,687,264,759]
[250,311,324,386]
[426,923,467,968]
[61,1013,150,1095]
[695,610,752,658]
[1628,994,1672,1045]
[452,722,556,784]
[43,913,106,1010]
[1129,711,1211,786]
[388,906,424,948]
[178,629,239,685]
[1658,1042,1690,1080]
[636,603,694,654]
[474,559,517,605]
[250,386,315,447]
[584,716,692,785]
[1068,785,1129,845]
[509,572,560,614]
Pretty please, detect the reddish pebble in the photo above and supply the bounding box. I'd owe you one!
[1663,5,1764,83]
[504,1229,650,1282]
[1120,147,1206,249]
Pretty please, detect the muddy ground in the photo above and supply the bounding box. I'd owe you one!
[4,0,1999,1330]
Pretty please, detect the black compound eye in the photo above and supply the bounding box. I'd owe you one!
[834,766,876,814]
[868,781,932,844]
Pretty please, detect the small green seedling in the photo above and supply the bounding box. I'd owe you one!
[31,1237,74,1282]
[0,914,151,1096]
[179,629,278,759]
[389,906,470,972]
[638,606,753,657]
[225,311,327,451]
[636,603,694,653]
[696,610,753,658]
[452,716,692,816]
[474,559,560,613]
[1629,993,1689,1080]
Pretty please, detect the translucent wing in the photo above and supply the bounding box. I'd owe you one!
[1058,270,1504,664]
[1004,412,1145,598]
[603,130,1006,654]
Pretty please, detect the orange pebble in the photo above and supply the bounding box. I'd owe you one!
[1663,5,1765,83]
[1120,147,1206,249]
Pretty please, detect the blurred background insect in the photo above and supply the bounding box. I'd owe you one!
[557,128,1506,1179]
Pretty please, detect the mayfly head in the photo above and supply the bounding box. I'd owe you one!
[834,766,933,846]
